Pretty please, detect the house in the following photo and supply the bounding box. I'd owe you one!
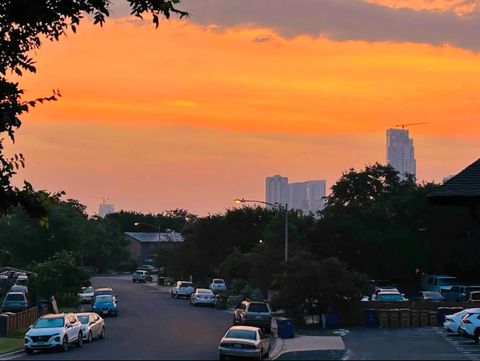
[125,231,184,266]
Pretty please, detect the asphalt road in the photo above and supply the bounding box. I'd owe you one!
[14,276,232,360]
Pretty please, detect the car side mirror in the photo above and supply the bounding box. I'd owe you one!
[28,324,33,330]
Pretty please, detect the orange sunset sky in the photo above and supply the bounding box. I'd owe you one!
[8,0,480,215]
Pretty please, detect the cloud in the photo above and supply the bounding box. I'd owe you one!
[111,0,480,51]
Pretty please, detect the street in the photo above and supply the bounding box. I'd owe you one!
[14,276,232,360]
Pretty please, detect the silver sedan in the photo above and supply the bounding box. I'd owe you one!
[218,326,270,360]
[75,312,105,343]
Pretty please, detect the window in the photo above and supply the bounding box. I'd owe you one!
[5,293,25,301]
[248,303,269,313]
[78,316,89,324]
[34,318,65,328]
[226,330,257,340]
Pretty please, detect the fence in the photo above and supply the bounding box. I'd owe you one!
[0,307,38,336]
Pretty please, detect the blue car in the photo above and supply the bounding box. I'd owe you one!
[2,292,28,312]
[92,295,118,317]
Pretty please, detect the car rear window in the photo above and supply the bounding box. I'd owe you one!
[180,283,193,288]
[5,293,25,301]
[376,294,404,301]
[226,329,257,340]
[214,280,224,284]
[248,303,269,313]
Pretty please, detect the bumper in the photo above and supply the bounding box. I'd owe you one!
[219,347,260,358]
[94,309,117,317]
[25,339,62,350]
[193,298,215,305]
[133,277,146,282]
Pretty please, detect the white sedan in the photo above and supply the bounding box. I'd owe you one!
[75,312,105,342]
[444,310,468,333]
[78,286,95,304]
[210,279,227,293]
[218,326,270,360]
[191,289,216,306]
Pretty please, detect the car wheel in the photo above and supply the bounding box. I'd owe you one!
[100,327,105,339]
[62,336,69,352]
[25,347,34,355]
[475,329,480,344]
[77,332,83,347]
[87,331,93,343]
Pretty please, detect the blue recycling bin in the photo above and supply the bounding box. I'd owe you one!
[276,318,295,339]
[325,312,338,329]
[364,309,379,328]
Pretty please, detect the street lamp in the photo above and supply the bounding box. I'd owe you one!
[234,198,289,264]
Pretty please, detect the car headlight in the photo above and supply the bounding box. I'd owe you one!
[54,336,60,342]
[24,338,29,344]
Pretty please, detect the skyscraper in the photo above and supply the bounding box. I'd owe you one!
[265,175,289,207]
[98,198,115,218]
[266,176,326,213]
[386,128,416,178]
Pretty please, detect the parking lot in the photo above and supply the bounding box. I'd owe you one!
[343,327,480,360]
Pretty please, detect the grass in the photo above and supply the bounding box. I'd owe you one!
[0,328,28,355]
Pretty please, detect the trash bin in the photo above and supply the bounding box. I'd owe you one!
[364,309,379,328]
[400,309,411,327]
[390,309,400,328]
[325,312,338,329]
[437,307,450,326]
[420,310,429,327]
[215,295,228,310]
[411,310,419,327]
[378,309,389,328]
[277,318,295,339]
[429,311,437,326]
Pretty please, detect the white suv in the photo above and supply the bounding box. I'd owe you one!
[171,281,195,299]
[210,279,227,293]
[24,313,83,354]
[459,308,480,342]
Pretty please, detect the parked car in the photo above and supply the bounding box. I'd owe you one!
[210,279,227,293]
[367,280,396,296]
[459,308,480,342]
[10,284,28,296]
[75,312,105,342]
[191,289,215,306]
[132,270,153,283]
[444,310,469,333]
[94,287,117,302]
[371,287,400,301]
[443,285,480,302]
[419,291,445,302]
[92,295,118,317]
[15,274,28,286]
[469,291,480,303]
[2,292,28,312]
[218,326,270,361]
[421,275,456,293]
[171,281,195,299]
[78,286,95,304]
[24,313,83,354]
[137,265,158,275]
[372,291,408,302]
[233,300,272,333]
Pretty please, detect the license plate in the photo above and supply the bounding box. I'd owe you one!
[102,311,108,314]
[255,316,262,319]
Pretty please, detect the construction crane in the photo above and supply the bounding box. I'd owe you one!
[394,122,429,130]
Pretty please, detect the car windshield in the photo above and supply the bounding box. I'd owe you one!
[438,278,456,286]
[226,330,257,340]
[82,287,94,293]
[248,303,269,313]
[180,283,193,288]
[10,286,25,292]
[96,290,112,296]
[5,293,24,301]
[376,294,404,301]
[424,292,442,299]
[198,289,212,294]
[135,271,144,275]
[214,280,224,284]
[35,318,64,328]
[78,316,90,324]
[95,295,113,303]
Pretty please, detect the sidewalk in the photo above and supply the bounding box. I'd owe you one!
[270,335,345,360]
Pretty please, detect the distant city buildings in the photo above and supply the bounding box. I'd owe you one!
[266,175,326,214]
[386,128,416,178]
[98,199,114,218]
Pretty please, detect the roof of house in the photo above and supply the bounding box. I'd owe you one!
[125,232,184,243]
[429,159,480,206]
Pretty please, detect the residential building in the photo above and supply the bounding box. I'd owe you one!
[386,128,416,178]
[266,175,289,207]
[125,231,184,266]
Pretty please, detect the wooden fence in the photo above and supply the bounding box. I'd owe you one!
[0,307,38,336]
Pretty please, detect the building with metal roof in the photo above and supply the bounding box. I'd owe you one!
[125,231,184,266]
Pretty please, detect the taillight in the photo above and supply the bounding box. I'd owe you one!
[463,316,473,324]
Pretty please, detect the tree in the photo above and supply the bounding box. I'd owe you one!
[0,0,188,215]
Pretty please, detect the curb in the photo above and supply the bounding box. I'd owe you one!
[0,349,24,360]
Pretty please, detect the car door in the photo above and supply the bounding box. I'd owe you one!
[91,314,99,337]
[66,316,77,341]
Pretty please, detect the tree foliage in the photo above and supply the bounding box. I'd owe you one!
[0,0,187,215]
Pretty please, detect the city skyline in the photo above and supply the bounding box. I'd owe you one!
[7,0,480,215]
